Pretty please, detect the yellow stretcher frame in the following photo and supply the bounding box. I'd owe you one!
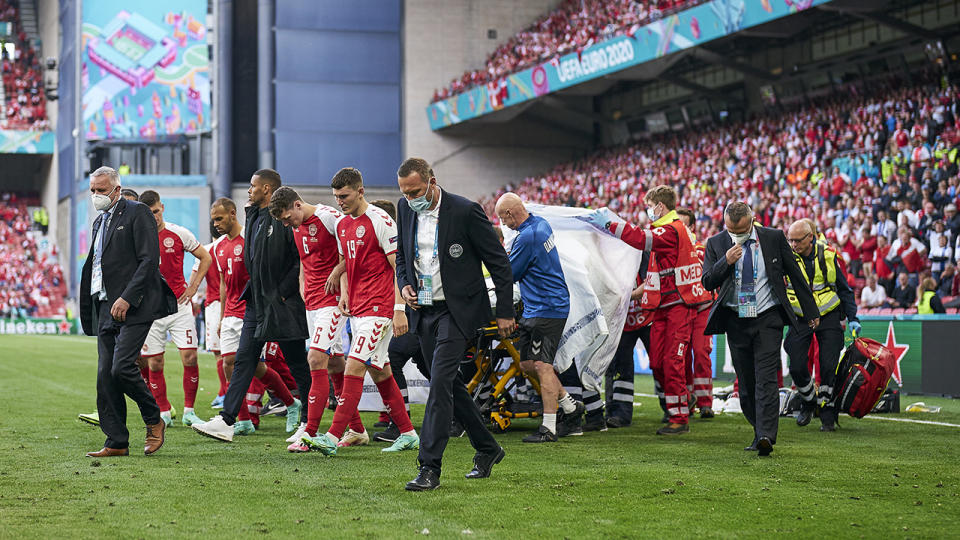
[465,323,542,432]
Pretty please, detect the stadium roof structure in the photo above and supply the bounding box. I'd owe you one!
[427,0,951,133]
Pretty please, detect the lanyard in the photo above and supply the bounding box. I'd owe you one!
[414,216,439,266]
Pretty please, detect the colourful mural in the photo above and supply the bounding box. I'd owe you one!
[82,1,210,140]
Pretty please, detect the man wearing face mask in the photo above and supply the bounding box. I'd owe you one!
[581,186,710,435]
[396,157,515,491]
[701,202,820,457]
[80,166,177,457]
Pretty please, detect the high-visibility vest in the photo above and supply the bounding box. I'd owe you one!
[786,241,841,316]
[881,158,893,181]
[917,290,936,314]
[640,219,711,310]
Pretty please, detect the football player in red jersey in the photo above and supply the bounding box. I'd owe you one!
[269,186,367,452]
[301,167,419,455]
[190,221,227,408]
[138,190,212,427]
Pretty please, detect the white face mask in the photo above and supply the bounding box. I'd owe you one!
[92,186,118,212]
[728,229,751,245]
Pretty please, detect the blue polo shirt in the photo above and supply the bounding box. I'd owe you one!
[509,214,570,319]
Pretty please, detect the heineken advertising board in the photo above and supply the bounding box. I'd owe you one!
[0,318,78,335]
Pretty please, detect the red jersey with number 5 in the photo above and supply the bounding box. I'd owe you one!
[158,222,200,298]
[214,232,248,318]
[293,204,342,310]
[336,205,397,317]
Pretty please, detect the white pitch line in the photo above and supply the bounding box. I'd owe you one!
[861,415,960,428]
[634,393,657,398]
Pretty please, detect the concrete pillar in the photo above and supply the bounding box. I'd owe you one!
[257,0,273,170]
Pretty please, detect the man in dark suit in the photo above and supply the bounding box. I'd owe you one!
[396,157,516,491]
[702,202,819,457]
[80,166,177,457]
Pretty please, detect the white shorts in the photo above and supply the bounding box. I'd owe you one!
[142,302,198,356]
[204,301,221,352]
[307,306,346,355]
[220,316,243,356]
[346,316,393,370]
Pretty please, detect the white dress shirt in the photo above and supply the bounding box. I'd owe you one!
[415,189,444,301]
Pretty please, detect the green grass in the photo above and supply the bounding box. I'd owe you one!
[1,335,959,539]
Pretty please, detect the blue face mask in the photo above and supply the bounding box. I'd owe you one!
[409,184,435,214]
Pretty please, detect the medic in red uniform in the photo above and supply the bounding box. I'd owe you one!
[582,186,710,434]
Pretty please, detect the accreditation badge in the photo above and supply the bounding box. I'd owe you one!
[417,273,434,306]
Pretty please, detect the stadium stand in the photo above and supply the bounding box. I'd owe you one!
[481,72,960,311]
[0,192,66,319]
[0,0,48,130]
[431,0,703,103]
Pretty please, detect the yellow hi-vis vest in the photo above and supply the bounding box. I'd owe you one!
[917,291,936,314]
[786,241,841,316]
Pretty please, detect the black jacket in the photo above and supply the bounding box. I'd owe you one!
[80,198,177,335]
[396,189,515,337]
[702,225,819,335]
[241,204,308,341]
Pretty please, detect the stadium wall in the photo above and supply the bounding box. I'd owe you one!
[272,0,403,187]
[404,0,592,201]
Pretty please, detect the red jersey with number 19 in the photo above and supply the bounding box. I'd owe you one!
[158,222,201,298]
[214,232,249,318]
[293,204,342,310]
[336,205,397,318]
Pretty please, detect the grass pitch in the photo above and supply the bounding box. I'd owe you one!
[1,334,959,539]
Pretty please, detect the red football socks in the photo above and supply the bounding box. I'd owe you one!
[183,365,199,408]
[376,376,414,433]
[327,374,363,439]
[258,366,294,406]
[331,371,365,432]
[305,369,330,436]
[216,358,227,396]
[148,368,171,412]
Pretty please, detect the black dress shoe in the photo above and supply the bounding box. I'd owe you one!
[744,438,758,451]
[757,437,773,457]
[820,422,837,432]
[405,468,440,491]
[796,402,815,427]
[465,446,505,479]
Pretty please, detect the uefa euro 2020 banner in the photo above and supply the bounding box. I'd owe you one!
[82,0,211,141]
[427,0,833,130]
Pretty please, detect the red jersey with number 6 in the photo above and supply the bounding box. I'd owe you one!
[293,204,342,310]
[214,232,248,318]
[336,205,397,318]
[158,222,201,298]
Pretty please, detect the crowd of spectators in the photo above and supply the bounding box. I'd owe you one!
[0,192,65,319]
[481,72,960,312]
[432,0,700,103]
[1,0,48,130]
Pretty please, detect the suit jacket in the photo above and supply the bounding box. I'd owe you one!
[701,225,818,335]
[241,204,308,341]
[80,198,177,335]
[396,188,515,337]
